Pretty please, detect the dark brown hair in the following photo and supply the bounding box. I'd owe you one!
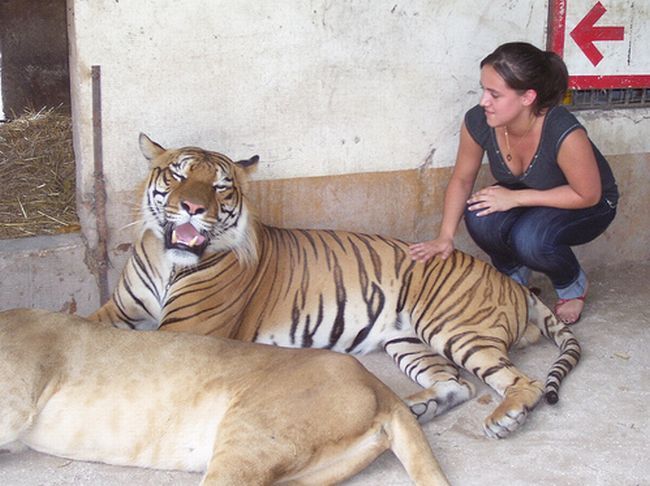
[480,42,568,115]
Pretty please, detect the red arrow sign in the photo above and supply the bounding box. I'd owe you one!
[570,1,625,67]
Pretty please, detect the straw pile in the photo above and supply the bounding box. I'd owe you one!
[0,106,80,239]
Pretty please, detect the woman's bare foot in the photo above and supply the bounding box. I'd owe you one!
[554,296,586,325]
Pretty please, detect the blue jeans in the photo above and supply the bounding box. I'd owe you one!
[464,198,616,299]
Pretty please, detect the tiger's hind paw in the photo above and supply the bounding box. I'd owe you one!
[482,382,543,439]
[406,378,475,424]
[483,408,530,439]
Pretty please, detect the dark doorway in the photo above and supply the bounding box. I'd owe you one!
[0,0,77,239]
[0,0,70,119]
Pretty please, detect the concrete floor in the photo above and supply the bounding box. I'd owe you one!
[0,262,648,485]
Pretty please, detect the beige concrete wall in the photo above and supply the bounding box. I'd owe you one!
[100,152,648,295]
[585,153,650,264]
[248,154,650,269]
[244,165,493,244]
[0,234,98,315]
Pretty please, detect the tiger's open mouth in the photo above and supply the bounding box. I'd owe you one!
[164,222,209,256]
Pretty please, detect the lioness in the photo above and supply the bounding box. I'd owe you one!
[0,308,448,485]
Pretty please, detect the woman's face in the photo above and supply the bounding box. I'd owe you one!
[479,64,534,127]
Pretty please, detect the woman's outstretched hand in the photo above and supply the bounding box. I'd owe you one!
[409,237,454,262]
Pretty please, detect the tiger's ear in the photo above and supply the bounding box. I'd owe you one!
[139,133,166,161]
[235,155,260,169]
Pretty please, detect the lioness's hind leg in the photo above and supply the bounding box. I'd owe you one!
[0,394,35,448]
[0,359,35,449]
[274,427,390,485]
[384,336,475,423]
[467,349,543,438]
[201,446,276,486]
[202,423,388,486]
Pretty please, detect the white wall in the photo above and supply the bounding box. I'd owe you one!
[67,0,649,240]
[68,1,552,189]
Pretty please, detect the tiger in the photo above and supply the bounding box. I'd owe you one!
[90,133,581,439]
[1,308,450,485]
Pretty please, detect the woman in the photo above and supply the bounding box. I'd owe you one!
[409,42,618,324]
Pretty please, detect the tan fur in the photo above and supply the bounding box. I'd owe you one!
[91,136,581,438]
[0,308,449,485]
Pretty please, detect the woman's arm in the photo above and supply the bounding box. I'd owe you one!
[409,121,484,261]
[440,122,485,236]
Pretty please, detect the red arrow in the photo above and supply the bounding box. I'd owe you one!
[570,1,625,66]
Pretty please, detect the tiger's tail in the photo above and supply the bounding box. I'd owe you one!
[526,291,582,405]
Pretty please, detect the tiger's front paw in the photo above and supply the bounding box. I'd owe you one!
[406,378,475,424]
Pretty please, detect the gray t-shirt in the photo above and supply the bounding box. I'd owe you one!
[465,104,618,204]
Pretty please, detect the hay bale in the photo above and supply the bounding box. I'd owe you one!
[0,106,79,239]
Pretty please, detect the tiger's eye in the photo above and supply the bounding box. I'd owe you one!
[170,171,186,182]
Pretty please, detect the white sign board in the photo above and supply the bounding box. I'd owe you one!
[549,0,650,88]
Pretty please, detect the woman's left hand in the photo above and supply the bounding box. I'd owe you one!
[467,185,519,216]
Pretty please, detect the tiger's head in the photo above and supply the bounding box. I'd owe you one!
[138,133,259,268]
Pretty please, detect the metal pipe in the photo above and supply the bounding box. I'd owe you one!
[91,65,110,304]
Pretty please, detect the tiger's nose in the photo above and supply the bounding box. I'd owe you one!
[180,200,206,215]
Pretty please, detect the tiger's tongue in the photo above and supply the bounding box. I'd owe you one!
[174,223,206,247]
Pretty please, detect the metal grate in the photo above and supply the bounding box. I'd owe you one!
[564,88,650,110]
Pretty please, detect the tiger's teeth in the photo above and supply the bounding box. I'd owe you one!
[171,230,178,245]
[189,235,199,247]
